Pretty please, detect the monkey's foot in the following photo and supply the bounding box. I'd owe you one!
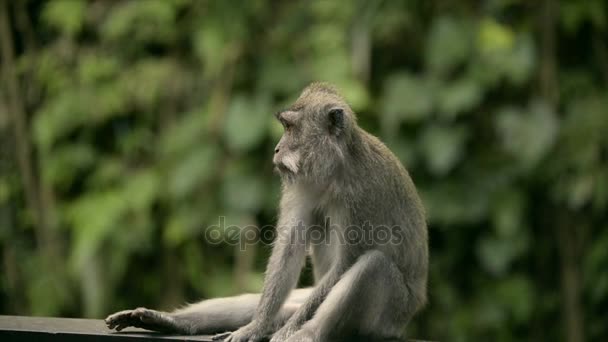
[284,328,317,342]
[105,308,177,333]
[269,322,299,342]
[214,321,266,342]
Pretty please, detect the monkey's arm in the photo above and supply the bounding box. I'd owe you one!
[269,263,345,342]
[255,226,308,324]
[220,219,308,342]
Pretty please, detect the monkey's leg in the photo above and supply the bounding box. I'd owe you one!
[106,288,311,335]
[284,251,413,342]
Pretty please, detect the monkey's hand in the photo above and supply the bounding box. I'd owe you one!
[105,308,177,333]
[213,320,267,342]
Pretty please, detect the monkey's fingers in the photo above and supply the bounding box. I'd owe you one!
[212,332,231,340]
[131,308,162,324]
[129,308,177,333]
[114,323,130,332]
[105,310,137,330]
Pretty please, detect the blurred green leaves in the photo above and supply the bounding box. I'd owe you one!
[43,0,85,37]
[2,1,607,342]
[223,94,271,153]
[381,73,434,136]
[168,145,218,199]
[419,124,468,176]
[426,17,472,76]
[496,102,558,168]
[102,0,178,44]
[437,77,483,119]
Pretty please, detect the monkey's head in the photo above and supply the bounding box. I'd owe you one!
[273,82,356,185]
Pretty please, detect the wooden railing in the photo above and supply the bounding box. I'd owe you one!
[0,316,213,341]
[0,315,432,341]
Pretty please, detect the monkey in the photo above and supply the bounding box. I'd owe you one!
[105,82,428,342]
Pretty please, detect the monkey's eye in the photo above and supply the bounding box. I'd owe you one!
[280,118,292,130]
[276,110,297,131]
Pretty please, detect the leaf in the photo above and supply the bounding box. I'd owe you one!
[193,25,230,77]
[476,30,535,86]
[419,124,468,176]
[381,73,434,136]
[169,146,219,199]
[223,95,271,153]
[78,54,120,85]
[477,213,529,276]
[420,180,489,225]
[585,229,608,302]
[426,16,472,75]
[67,190,127,268]
[124,169,160,211]
[335,79,370,112]
[503,35,536,85]
[164,206,208,247]
[32,93,88,151]
[560,0,607,33]
[495,101,558,168]
[560,94,608,164]
[43,0,86,37]
[478,18,514,55]
[588,0,607,30]
[120,59,180,110]
[496,277,533,323]
[386,135,419,169]
[560,1,589,34]
[492,190,525,238]
[438,77,483,118]
[160,109,209,158]
[221,161,266,212]
[88,157,123,187]
[88,83,130,121]
[0,177,9,206]
[258,55,307,96]
[477,236,516,276]
[569,174,595,209]
[43,143,96,190]
[101,0,177,43]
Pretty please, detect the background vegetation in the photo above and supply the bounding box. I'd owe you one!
[1,1,607,341]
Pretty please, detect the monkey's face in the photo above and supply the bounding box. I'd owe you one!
[273,109,303,177]
[273,84,353,184]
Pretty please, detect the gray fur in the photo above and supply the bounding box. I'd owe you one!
[105,83,428,342]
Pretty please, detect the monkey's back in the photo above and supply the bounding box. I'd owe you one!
[345,128,428,285]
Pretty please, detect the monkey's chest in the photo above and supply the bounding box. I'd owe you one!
[308,232,339,281]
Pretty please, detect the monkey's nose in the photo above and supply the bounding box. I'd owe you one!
[275,147,279,154]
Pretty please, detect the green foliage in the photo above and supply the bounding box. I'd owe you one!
[223,94,271,153]
[426,16,472,76]
[102,0,178,44]
[495,102,559,168]
[42,0,85,37]
[1,1,607,341]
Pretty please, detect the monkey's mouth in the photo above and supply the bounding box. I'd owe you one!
[274,153,300,175]
[274,163,294,175]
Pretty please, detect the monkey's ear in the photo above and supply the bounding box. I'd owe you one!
[328,108,345,135]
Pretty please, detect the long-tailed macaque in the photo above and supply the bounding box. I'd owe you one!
[106,83,428,342]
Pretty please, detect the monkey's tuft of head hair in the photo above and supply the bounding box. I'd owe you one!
[292,82,355,122]
[302,82,341,96]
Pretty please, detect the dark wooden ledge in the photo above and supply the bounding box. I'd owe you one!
[0,315,432,341]
[0,315,213,341]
